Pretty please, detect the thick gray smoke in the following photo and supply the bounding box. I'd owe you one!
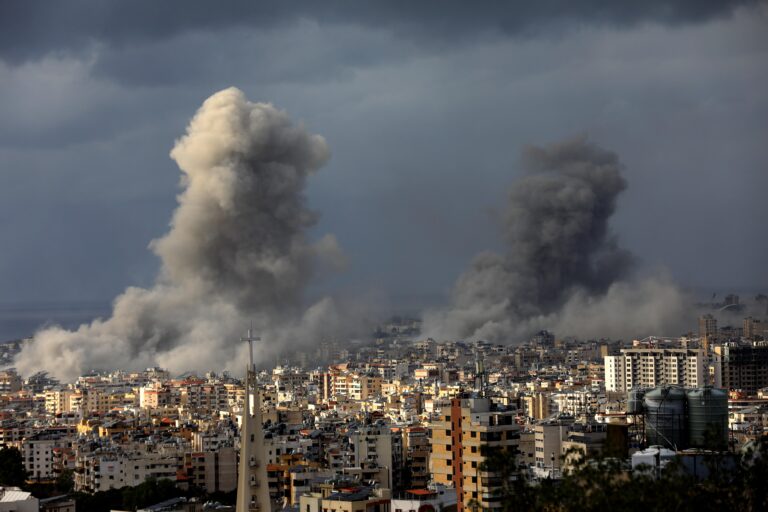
[15,87,350,381]
[423,136,692,342]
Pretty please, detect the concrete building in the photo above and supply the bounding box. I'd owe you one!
[533,420,571,474]
[180,447,237,493]
[300,485,391,512]
[604,348,704,392]
[521,393,550,420]
[0,487,38,512]
[699,314,718,348]
[402,426,430,489]
[74,449,181,492]
[0,370,22,394]
[430,397,519,511]
[22,433,71,480]
[348,425,402,491]
[744,317,767,340]
[715,341,768,394]
[391,486,457,512]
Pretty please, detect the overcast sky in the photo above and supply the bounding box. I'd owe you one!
[1,0,766,312]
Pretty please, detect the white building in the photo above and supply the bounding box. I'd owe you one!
[74,449,182,492]
[604,348,704,392]
[347,425,401,490]
[0,487,38,512]
[22,434,71,480]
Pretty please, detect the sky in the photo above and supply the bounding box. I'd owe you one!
[1,0,766,318]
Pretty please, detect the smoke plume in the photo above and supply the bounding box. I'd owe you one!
[423,135,691,342]
[15,87,350,380]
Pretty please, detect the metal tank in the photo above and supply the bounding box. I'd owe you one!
[687,387,728,449]
[644,386,687,449]
[627,388,646,414]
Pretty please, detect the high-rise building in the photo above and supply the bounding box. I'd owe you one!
[430,397,519,511]
[744,317,766,340]
[604,348,705,392]
[699,314,718,349]
[714,341,768,394]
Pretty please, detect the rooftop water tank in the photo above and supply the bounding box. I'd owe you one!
[644,386,687,449]
[687,387,728,449]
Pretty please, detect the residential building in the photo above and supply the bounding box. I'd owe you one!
[430,397,519,511]
[715,342,768,394]
[604,348,704,392]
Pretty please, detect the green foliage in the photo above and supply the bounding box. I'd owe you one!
[0,446,27,486]
[55,469,75,493]
[69,478,180,512]
[69,477,237,512]
[122,478,179,511]
[481,437,768,512]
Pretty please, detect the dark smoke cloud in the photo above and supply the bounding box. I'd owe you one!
[0,1,754,64]
[423,136,691,341]
[15,87,350,380]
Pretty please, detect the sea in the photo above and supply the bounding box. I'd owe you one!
[0,301,111,343]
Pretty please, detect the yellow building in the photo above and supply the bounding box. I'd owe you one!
[300,485,391,512]
[521,393,550,420]
[430,397,519,512]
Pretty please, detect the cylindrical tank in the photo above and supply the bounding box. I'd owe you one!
[644,386,687,449]
[627,389,646,414]
[687,387,728,449]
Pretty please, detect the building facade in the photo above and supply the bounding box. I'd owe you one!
[604,348,704,392]
[430,397,519,511]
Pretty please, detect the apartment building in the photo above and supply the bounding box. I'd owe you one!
[0,370,22,394]
[714,341,768,393]
[74,449,181,492]
[347,425,403,491]
[22,433,72,480]
[180,447,237,493]
[430,397,519,511]
[604,348,704,392]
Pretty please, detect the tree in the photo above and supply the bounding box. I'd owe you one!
[480,437,768,512]
[55,469,75,493]
[0,446,27,487]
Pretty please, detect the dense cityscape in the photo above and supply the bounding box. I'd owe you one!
[1,299,767,511]
[1,1,766,512]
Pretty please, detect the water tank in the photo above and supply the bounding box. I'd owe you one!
[627,389,646,414]
[687,387,728,449]
[644,386,687,449]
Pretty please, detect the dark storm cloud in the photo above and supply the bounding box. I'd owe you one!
[0,0,753,64]
[0,0,765,348]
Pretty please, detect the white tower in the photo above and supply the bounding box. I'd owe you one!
[236,330,272,512]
